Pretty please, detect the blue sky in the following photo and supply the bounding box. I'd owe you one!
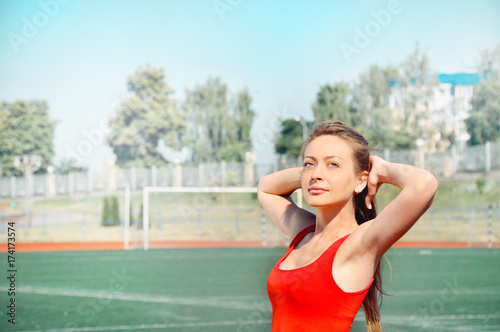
[1,0,499,169]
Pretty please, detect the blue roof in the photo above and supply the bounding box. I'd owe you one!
[438,72,480,86]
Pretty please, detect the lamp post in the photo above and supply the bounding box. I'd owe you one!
[14,155,42,233]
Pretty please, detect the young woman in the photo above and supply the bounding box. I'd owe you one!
[258,121,438,331]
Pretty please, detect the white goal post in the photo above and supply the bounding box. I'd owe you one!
[123,185,303,250]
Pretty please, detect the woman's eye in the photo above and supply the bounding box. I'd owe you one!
[304,162,314,167]
[328,162,338,167]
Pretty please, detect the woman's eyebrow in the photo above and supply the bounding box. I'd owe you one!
[304,155,344,161]
[324,155,343,161]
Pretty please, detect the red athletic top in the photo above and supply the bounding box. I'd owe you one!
[267,225,375,332]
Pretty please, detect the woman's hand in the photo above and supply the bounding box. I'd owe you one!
[365,156,386,209]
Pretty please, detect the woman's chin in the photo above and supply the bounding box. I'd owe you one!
[304,199,326,208]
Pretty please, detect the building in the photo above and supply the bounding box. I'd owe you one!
[389,70,481,150]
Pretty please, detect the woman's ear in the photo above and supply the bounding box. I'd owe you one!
[355,170,369,194]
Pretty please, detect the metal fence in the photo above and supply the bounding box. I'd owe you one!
[2,205,497,246]
[0,141,499,199]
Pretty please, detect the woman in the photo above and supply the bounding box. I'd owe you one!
[258,121,438,331]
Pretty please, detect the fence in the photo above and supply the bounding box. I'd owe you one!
[0,141,499,199]
[2,205,498,246]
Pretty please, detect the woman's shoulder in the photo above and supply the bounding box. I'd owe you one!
[289,224,316,248]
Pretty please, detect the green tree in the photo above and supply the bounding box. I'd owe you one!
[129,203,135,225]
[311,83,353,126]
[183,78,255,162]
[0,100,56,176]
[101,196,110,225]
[110,196,120,225]
[274,119,310,159]
[349,64,414,150]
[101,195,121,226]
[350,65,399,129]
[107,65,185,167]
[394,44,440,150]
[54,158,88,174]
[465,79,500,145]
[137,202,144,229]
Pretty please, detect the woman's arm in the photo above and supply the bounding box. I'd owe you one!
[257,167,316,237]
[362,156,438,258]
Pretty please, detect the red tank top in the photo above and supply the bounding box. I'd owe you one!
[267,225,375,332]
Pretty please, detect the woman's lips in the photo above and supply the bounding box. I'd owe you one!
[309,187,328,195]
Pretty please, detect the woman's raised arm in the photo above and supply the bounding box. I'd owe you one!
[362,156,438,258]
[257,167,316,237]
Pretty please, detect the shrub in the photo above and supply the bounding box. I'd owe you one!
[101,195,121,226]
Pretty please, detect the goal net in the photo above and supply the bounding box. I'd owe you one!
[125,186,294,250]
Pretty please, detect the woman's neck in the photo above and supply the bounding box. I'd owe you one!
[314,200,358,238]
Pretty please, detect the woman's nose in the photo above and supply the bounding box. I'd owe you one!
[311,165,324,181]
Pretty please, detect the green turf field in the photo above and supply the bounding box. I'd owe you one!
[0,247,499,332]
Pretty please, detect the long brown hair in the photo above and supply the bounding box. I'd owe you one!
[301,120,384,332]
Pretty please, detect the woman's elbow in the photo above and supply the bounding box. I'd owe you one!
[417,171,438,201]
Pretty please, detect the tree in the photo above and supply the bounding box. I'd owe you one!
[397,44,439,149]
[350,65,399,129]
[54,158,88,174]
[0,100,56,176]
[349,64,413,150]
[274,119,310,159]
[107,65,185,167]
[478,44,500,80]
[465,79,500,145]
[389,44,443,150]
[101,196,110,225]
[183,78,255,162]
[101,195,121,226]
[311,83,353,126]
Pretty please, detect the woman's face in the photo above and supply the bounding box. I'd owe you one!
[301,135,365,209]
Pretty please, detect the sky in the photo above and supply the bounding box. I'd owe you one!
[1,0,499,170]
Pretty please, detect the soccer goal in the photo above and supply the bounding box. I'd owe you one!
[124,186,301,250]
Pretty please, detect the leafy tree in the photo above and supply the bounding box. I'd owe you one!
[311,83,353,126]
[395,44,441,150]
[359,107,415,151]
[101,195,121,226]
[478,44,500,80]
[183,78,255,162]
[101,196,110,225]
[129,203,135,225]
[110,196,120,225]
[351,65,399,129]
[349,64,414,150]
[137,202,144,229]
[465,79,500,145]
[0,100,56,176]
[107,65,185,167]
[54,158,88,174]
[274,119,310,159]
